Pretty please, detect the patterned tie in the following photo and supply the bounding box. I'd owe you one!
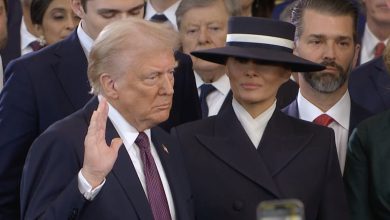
[29,41,44,51]
[313,114,334,127]
[135,132,171,220]
[150,14,168,23]
[199,84,216,118]
[374,42,386,58]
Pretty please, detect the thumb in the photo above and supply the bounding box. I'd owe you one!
[110,138,123,152]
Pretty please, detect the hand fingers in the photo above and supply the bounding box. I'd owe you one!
[110,138,123,153]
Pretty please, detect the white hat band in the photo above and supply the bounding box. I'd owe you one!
[226,33,294,50]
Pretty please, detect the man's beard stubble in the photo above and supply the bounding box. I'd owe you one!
[303,59,351,93]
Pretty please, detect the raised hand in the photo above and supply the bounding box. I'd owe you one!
[81,98,123,188]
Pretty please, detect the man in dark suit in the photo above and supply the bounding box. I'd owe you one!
[0,0,39,70]
[21,18,194,220]
[0,0,192,218]
[349,53,390,114]
[344,110,390,220]
[172,16,348,220]
[283,0,371,174]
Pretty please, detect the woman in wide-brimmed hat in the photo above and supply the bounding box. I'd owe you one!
[172,16,349,220]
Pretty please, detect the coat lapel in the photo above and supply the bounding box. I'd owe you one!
[54,30,92,111]
[196,106,281,198]
[257,111,314,176]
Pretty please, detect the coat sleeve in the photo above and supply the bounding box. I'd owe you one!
[344,126,373,220]
[20,127,88,220]
[0,60,40,219]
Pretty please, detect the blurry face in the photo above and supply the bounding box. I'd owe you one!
[295,9,359,93]
[37,0,80,45]
[0,0,7,49]
[72,0,145,40]
[226,57,290,117]
[363,0,390,25]
[241,0,254,16]
[180,0,229,75]
[112,49,176,131]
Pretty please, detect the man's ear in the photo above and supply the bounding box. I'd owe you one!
[70,0,85,18]
[352,43,361,69]
[100,73,119,99]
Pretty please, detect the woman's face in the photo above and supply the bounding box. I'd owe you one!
[37,0,80,45]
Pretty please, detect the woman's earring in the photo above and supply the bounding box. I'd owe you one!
[38,35,46,47]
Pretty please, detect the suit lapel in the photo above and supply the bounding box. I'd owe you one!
[54,31,92,111]
[196,106,281,198]
[82,97,154,219]
[151,127,190,220]
[258,111,314,176]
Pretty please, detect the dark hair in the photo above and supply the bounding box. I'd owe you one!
[251,0,275,18]
[81,0,87,11]
[291,0,359,43]
[30,0,53,24]
[3,0,7,13]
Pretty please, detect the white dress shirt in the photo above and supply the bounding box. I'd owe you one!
[20,17,39,56]
[194,72,230,117]
[78,98,176,219]
[144,0,181,31]
[232,99,276,148]
[76,23,94,57]
[297,91,351,173]
[360,24,389,65]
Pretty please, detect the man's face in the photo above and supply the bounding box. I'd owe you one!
[179,0,229,75]
[226,57,290,116]
[295,9,359,93]
[363,0,390,25]
[0,0,7,49]
[72,0,145,40]
[112,49,176,131]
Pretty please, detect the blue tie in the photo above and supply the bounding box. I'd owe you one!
[150,14,168,23]
[199,84,216,118]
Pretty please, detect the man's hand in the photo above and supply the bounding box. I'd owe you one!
[81,98,123,188]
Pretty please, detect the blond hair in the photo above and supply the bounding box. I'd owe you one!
[88,18,179,95]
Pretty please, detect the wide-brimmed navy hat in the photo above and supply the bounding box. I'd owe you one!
[191,16,325,72]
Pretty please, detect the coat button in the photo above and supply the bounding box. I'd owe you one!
[233,200,244,211]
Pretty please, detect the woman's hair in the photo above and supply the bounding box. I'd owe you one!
[30,0,52,25]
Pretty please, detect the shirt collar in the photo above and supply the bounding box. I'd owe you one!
[297,90,351,129]
[20,17,38,50]
[144,0,181,30]
[363,24,389,56]
[194,71,230,96]
[98,95,152,149]
[77,22,94,57]
[232,98,276,147]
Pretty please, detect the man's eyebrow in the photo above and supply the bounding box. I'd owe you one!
[128,3,145,12]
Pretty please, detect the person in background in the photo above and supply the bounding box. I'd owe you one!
[144,0,181,30]
[172,16,348,220]
[159,0,241,131]
[21,18,194,220]
[0,0,39,70]
[283,0,371,174]
[358,0,390,65]
[344,46,390,220]
[30,0,80,47]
